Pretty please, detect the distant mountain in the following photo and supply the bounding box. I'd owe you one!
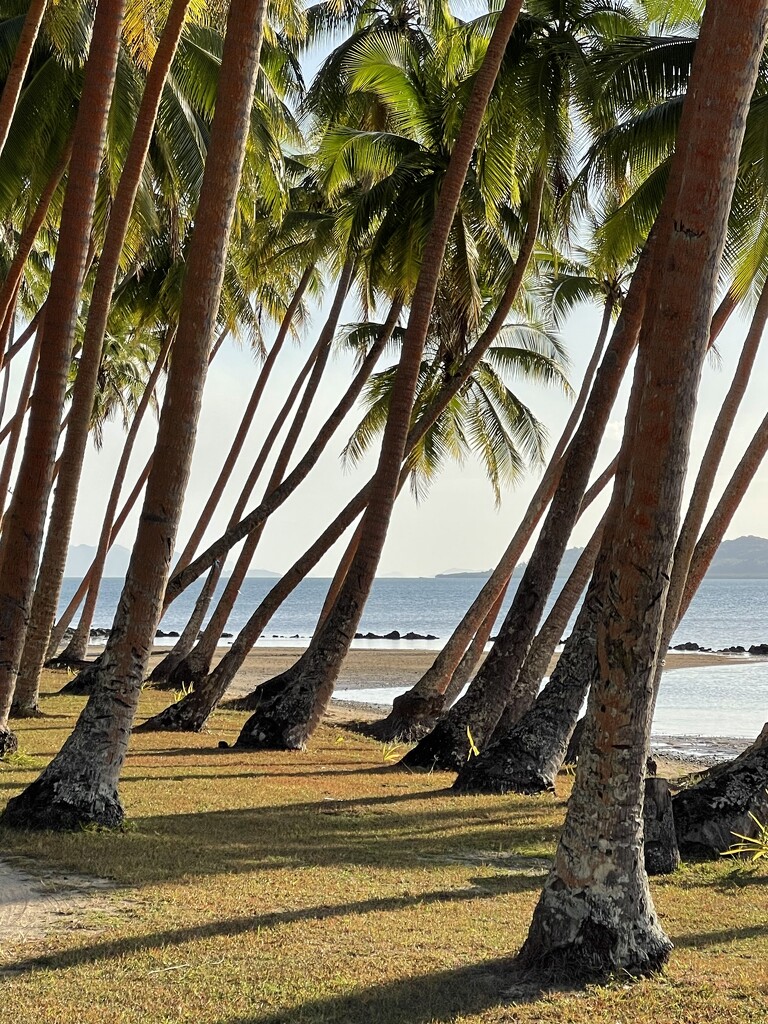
[437,536,768,581]
[706,535,768,578]
[65,544,133,577]
[243,568,281,578]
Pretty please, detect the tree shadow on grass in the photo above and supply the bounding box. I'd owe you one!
[214,957,557,1024]
[8,876,544,975]
[674,922,768,948]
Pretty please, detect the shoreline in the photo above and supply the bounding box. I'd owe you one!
[125,646,766,768]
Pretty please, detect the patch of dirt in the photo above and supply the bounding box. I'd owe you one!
[0,858,133,948]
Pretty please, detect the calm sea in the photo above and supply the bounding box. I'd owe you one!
[57,575,768,738]
[58,574,768,652]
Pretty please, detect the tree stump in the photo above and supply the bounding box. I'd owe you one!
[643,777,681,875]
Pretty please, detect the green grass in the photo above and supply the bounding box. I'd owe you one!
[0,679,766,1024]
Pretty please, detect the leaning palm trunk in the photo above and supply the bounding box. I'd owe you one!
[170,264,314,579]
[377,288,616,743]
[149,287,323,684]
[13,0,196,717]
[0,0,49,162]
[453,520,604,795]
[139,300,402,729]
[672,723,768,856]
[1,0,270,825]
[0,305,44,377]
[452,283,741,791]
[233,1,531,752]
[0,0,127,753]
[0,327,41,526]
[54,329,226,666]
[14,329,174,709]
[517,0,764,978]
[0,139,72,333]
[161,262,356,688]
[402,244,654,772]
[51,453,155,660]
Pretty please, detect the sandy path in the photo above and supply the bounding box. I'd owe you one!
[0,859,125,946]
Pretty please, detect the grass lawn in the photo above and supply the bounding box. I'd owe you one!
[0,680,766,1024]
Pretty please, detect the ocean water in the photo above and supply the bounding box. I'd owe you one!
[58,574,768,652]
[56,574,768,738]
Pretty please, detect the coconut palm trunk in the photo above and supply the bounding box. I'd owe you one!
[169,264,314,578]
[0,0,128,755]
[375,284,618,744]
[12,329,176,713]
[0,137,73,332]
[0,304,44,375]
[0,326,41,527]
[516,0,766,978]
[453,517,604,795]
[139,299,403,729]
[161,261,356,687]
[402,242,653,772]
[232,0,529,752]
[53,328,227,667]
[1,0,270,824]
[12,0,195,717]
[0,0,49,161]
[51,453,155,661]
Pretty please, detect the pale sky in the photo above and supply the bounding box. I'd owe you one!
[34,284,768,579]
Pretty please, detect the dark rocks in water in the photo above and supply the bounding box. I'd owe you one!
[355,629,440,640]
[720,645,746,654]
[749,643,768,656]
[673,641,700,651]
[222,633,232,638]
[291,634,300,639]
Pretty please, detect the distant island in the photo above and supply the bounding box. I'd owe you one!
[436,535,768,581]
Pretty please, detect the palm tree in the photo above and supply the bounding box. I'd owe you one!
[0,0,128,755]
[2,0,272,825]
[232,0,529,751]
[0,0,49,161]
[517,0,766,977]
[11,0,198,718]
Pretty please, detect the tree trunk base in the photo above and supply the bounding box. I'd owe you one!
[0,728,19,756]
[9,701,44,720]
[368,692,445,743]
[45,655,92,671]
[165,650,212,691]
[235,670,318,751]
[135,694,209,733]
[672,734,768,857]
[1,773,124,830]
[643,778,681,875]
[516,883,673,981]
[58,660,103,695]
[399,715,473,772]
[453,742,555,795]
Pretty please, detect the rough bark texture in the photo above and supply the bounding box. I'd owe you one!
[516,0,766,979]
[453,587,598,794]
[233,0,527,751]
[2,0,269,830]
[673,724,768,857]
[402,247,651,773]
[643,778,680,876]
[13,0,194,716]
[0,0,127,743]
[0,327,41,525]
